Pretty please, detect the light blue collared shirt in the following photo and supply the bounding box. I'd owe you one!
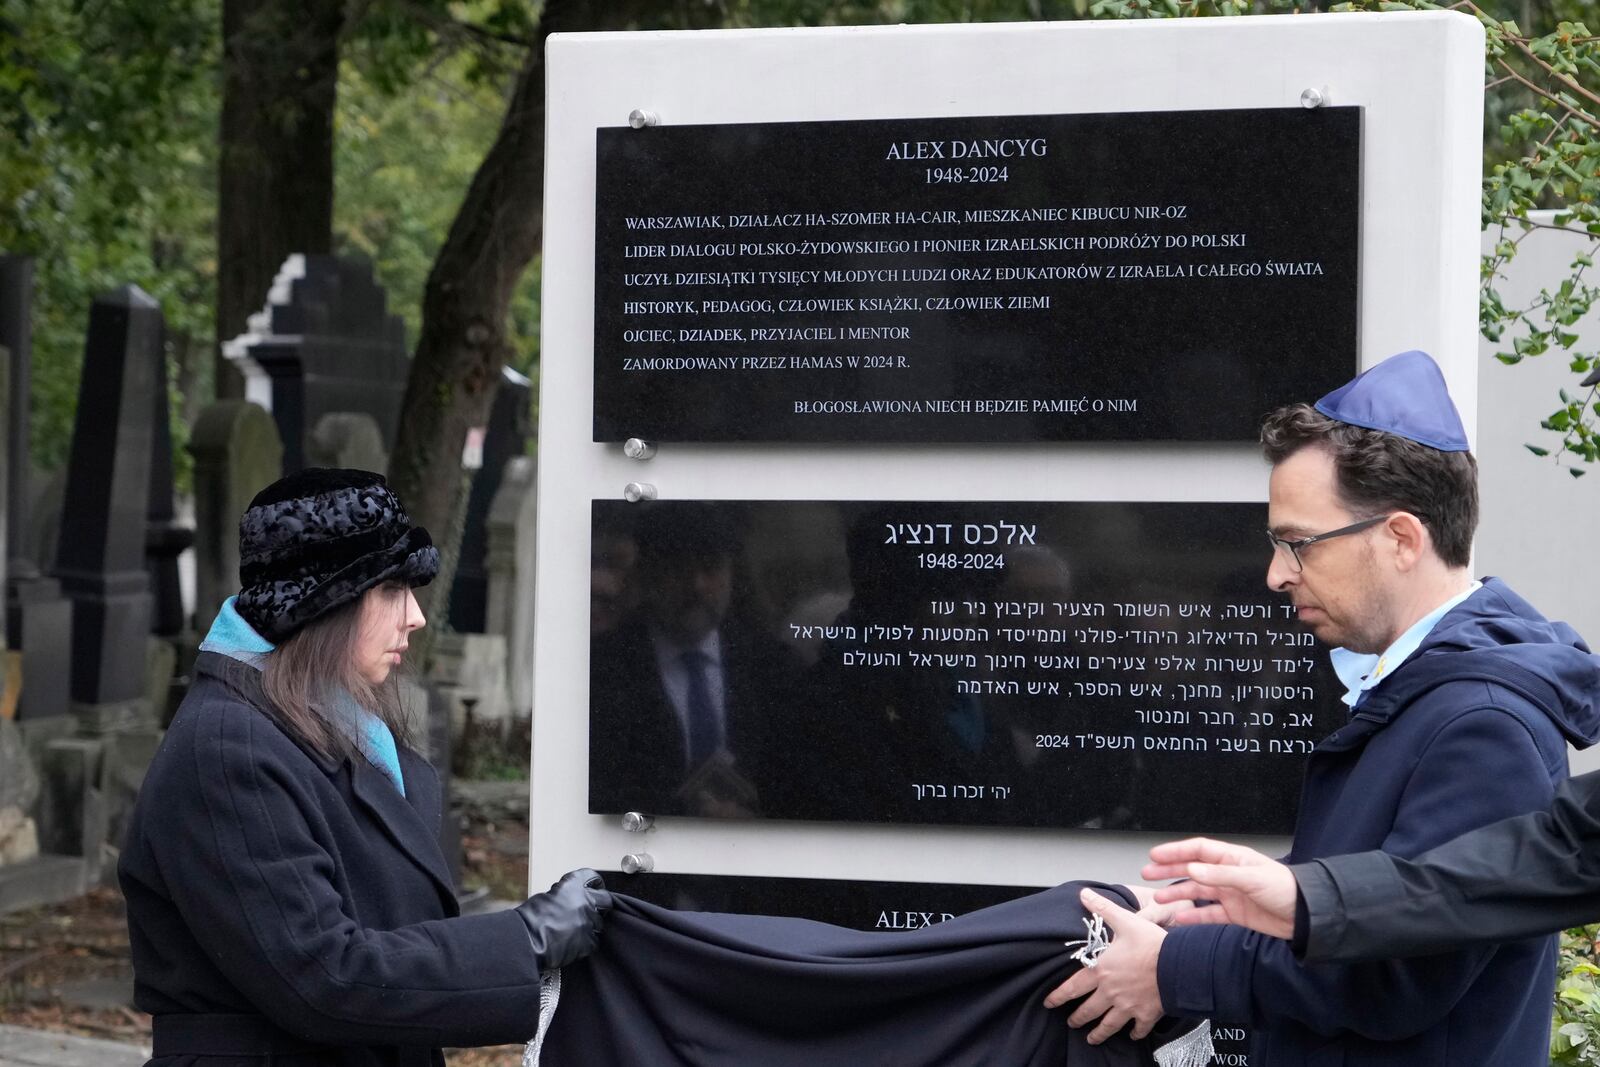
[1329,581,1482,709]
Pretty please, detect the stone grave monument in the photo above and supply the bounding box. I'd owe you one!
[222,254,409,472]
[1,255,71,723]
[189,400,283,633]
[486,455,537,717]
[145,340,194,639]
[449,366,532,633]
[306,411,389,473]
[53,286,162,731]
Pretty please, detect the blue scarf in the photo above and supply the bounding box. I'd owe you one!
[200,597,407,795]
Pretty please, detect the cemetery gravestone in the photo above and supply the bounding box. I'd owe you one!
[450,367,532,633]
[189,400,283,632]
[307,411,389,474]
[224,255,409,472]
[0,341,7,604]
[486,455,536,716]
[1,256,72,721]
[1,257,29,589]
[54,286,161,716]
[146,338,194,638]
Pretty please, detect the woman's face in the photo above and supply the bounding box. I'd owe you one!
[355,582,426,686]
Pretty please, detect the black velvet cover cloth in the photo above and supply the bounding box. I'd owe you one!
[539,882,1203,1066]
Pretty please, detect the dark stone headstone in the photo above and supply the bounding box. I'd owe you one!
[145,334,193,636]
[53,286,160,706]
[0,342,7,599]
[1,256,72,721]
[36,737,108,882]
[449,367,532,632]
[189,400,282,631]
[223,254,408,472]
[1,256,31,587]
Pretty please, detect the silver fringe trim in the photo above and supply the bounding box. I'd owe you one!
[1063,913,1112,968]
[1153,1020,1214,1067]
[521,967,562,1067]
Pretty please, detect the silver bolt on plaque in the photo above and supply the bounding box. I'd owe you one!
[1300,87,1326,109]
[623,481,657,503]
[628,109,659,129]
[621,812,655,832]
[623,438,657,460]
[621,852,655,874]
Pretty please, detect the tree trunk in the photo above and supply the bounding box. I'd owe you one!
[214,0,343,398]
[389,0,713,637]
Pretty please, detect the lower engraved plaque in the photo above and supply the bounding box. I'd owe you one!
[589,499,1340,834]
[601,871,1252,1064]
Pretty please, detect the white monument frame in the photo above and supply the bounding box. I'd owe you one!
[531,12,1485,892]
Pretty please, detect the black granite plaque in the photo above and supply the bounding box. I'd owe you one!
[601,870,1252,1063]
[589,499,1341,834]
[593,108,1360,442]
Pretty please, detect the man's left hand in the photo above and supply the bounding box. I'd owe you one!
[1042,887,1167,1044]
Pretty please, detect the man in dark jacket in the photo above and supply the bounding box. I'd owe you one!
[1140,764,1600,961]
[1049,351,1600,1067]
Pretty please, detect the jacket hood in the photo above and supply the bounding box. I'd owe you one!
[1358,577,1600,748]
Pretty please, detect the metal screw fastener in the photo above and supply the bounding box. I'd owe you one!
[628,109,659,129]
[1300,87,1326,109]
[623,438,657,460]
[621,852,655,874]
[623,482,657,502]
[621,812,655,833]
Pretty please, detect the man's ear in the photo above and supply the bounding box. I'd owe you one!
[1383,512,1430,571]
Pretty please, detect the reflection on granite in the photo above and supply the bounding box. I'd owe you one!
[589,499,1339,835]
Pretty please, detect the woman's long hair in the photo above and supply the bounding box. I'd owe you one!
[259,588,417,760]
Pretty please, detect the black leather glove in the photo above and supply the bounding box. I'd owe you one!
[515,868,612,970]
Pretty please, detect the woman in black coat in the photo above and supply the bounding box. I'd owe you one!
[119,468,608,1066]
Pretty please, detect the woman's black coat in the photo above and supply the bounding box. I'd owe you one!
[119,652,542,1066]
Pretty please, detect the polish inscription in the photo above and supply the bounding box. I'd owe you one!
[594,108,1360,442]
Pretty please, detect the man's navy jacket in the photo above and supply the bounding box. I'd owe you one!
[1157,578,1600,1066]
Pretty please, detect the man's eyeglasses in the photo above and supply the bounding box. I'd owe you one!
[1266,515,1390,573]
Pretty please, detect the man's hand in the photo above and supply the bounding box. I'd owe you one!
[1141,837,1299,940]
[1043,888,1166,1044]
[1122,883,1196,928]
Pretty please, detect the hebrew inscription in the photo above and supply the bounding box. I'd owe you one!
[589,499,1340,834]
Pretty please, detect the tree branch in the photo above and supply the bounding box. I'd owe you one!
[1495,56,1600,127]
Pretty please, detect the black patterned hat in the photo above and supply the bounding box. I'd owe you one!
[234,468,440,643]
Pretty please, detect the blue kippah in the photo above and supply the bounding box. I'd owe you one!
[1313,350,1470,452]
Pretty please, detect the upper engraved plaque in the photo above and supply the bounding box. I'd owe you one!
[593,108,1360,442]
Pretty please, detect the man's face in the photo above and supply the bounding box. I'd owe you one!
[1266,446,1395,654]
[591,531,639,637]
[645,555,734,645]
